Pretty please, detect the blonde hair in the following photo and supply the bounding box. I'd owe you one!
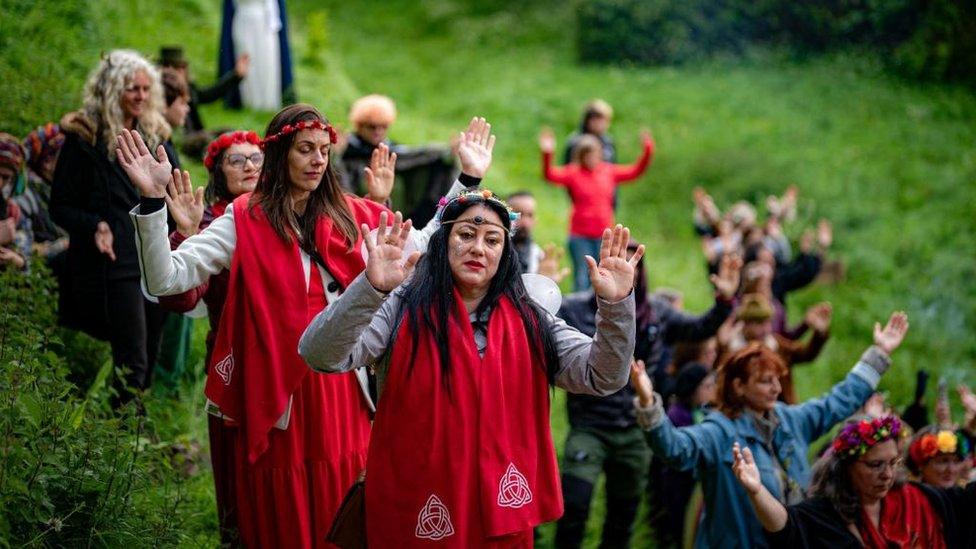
[571,134,602,164]
[349,94,397,128]
[83,49,170,158]
[585,99,614,119]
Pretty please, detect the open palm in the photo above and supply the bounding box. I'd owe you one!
[873,311,909,354]
[364,143,397,203]
[116,128,172,198]
[165,169,204,236]
[363,211,421,292]
[732,443,762,495]
[457,117,495,178]
[587,225,644,303]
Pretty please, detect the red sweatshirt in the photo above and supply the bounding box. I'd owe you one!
[543,138,654,238]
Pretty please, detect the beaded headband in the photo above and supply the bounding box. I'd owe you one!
[831,416,902,458]
[263,119,338,146]
[435,188,520,236]
[204,130,262,170]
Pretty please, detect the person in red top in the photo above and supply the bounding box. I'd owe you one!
[539,127,654,291]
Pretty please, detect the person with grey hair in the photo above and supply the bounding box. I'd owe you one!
[50,49,180,406]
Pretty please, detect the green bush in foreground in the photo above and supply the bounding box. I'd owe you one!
[0,266,194,547]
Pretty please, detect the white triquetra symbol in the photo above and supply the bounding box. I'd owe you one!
[497,462,533,509]
[416,494,455,540]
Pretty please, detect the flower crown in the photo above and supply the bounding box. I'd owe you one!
[831,416,902,458]
[435,188,520,235]
[204,131,262,170]
[263,119,338,146]
[909,429,971,466]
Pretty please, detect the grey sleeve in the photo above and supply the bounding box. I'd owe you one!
[298,272,401,373]
[553,292,636,396]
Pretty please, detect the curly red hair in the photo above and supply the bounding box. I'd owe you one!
[715,343,787,417]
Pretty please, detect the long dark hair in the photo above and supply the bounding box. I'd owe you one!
[394,192,560,391]
[251,104,357,253]
[204,149,233,204]
[808,417,904,524]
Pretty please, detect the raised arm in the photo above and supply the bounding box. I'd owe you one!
[610,130,654,183]
[782,312,909,442]
[118,129,234,294]
[300,211,420,373]
[732,443,789,532]
[630,361,721,469]
[552,225,642,395]
[540,128,573,185]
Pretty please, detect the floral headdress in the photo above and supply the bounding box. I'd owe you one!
[204,131,262,170]
[831,416,902,458]
[262,119,337,146]
[909,429,970,467]
[435,188,520,236]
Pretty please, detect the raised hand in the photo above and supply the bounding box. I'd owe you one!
[538,243,570,284]
[873,311,909,355]
[817,219,833,249]
[457,117,495,178]
[587,224,644,303]
[861,392,887,419]
[958,385,976,431]
[364,142,397,203]
[709,253,743,299]
[165,169,204,237]
[94,221,116,261]
[0,218,14,245]
[717,316,742,348]
[539,128,555,154]
[639,128,653,144]
[116,129,172,198]
[804,302,833,335]
[629,359,653,407]
[234,53,251,78]
[732,443,762,495]
[362,211,421,292]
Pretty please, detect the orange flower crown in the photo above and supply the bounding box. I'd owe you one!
[909,429,970,466]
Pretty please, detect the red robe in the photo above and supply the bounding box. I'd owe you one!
[366,292,563,547]
[859,483,946,549]
[205,193,387,547]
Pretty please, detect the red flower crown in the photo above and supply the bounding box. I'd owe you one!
[203,131,262,170]
[263,120,337,146]
[831,416,902,457]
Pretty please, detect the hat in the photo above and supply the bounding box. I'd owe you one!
[159,46,188,68]
[737,293,773,322]
[0,133,25,173]
[22,123,65,173]
[675,363,711,403]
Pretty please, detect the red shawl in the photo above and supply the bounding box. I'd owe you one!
[365,292,562,547]
[859,483,946,549]
[205,193,387,463]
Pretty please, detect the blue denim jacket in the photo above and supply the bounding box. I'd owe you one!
[643,357,885,549]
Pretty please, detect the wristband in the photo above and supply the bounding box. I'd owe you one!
[458,173,482,187]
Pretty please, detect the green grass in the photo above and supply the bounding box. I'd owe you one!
[2,0,975,546]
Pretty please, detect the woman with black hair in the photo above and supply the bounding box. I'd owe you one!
[120,106,494,547]
[300,192,642,547]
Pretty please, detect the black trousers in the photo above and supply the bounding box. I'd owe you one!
[106,277,167,405]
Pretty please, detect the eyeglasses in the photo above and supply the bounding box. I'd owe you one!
[225,153,264,169]
[858,457,902,473]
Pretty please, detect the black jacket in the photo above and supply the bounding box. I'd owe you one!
[50,126,179,338]
[185,71,243,132]
[766,482,976,548]
[559,290,732,430]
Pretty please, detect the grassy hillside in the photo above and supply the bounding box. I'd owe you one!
[2,0,975,546]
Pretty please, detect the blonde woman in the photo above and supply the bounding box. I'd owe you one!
[51,49,179,406]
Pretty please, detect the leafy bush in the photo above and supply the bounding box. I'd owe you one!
[575,0,976,86]
[0,265,194,547]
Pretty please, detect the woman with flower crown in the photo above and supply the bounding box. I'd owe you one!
[906,425,973,489]
[117,105,495,547]
[299,188,643,546]
[732,415,976,548]
[628,312,909,548]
